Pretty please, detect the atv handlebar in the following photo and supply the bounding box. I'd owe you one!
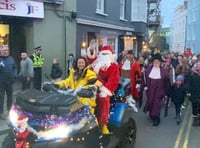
[42,82,96,98]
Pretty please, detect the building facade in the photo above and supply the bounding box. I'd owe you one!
[172,2,187,53]
[0,0,148,81]
[186,0,200,54]
[76,0,148,58]
[0,0,76,78]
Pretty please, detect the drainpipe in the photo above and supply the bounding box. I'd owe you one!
[63,4,67,78]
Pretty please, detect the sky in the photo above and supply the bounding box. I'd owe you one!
[160,0,184,27]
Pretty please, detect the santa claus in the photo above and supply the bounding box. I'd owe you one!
[91,45,119,134]
[15,115,38,148]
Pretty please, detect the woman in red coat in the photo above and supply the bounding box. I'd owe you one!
[119,50,142,101]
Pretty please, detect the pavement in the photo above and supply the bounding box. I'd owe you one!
[0,80,22,134]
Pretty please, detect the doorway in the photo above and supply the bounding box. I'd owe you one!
[0,16,31,71]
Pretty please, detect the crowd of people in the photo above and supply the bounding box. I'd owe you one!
[1,42,200,135]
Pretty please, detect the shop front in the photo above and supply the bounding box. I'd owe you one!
[76,19,135,60]
[77,19,147,60]
[0,0,44,70]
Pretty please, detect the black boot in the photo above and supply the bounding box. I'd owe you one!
[138,98,143,108]
[176,115,181,125]
[153,117,160,126]
[143,105,148,113]
[197,114,200,126]
[192,116,199,126]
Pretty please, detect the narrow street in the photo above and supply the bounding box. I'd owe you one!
[134,97,199,148]
[0,85,199,148]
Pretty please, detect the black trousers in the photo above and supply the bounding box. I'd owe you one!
[192,100,200,116]
[33,68,42,90]
[0,81,13,113]
[174,103,182,116]
[21,77,32,90]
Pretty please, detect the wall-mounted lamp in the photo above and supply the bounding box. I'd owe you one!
[132,36,137,40]
[81,41,86,48]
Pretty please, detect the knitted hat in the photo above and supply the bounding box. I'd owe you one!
[176,74,184,81]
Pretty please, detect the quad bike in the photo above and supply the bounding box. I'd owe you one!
[2,78,137,148]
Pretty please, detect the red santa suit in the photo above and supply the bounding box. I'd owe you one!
[15,116,30,148]
[91,45,119,132]
[15,115,39,148]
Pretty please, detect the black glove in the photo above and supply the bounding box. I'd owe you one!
[42,83,59,92]
[77,88,94,98]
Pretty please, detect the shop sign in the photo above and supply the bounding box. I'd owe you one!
[0,0,44,18]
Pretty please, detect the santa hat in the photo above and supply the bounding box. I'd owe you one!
[18,115,28,123]
[100,45,114,54]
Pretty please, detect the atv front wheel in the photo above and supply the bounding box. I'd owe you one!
[115,117,137,148]
[2,130,15,148]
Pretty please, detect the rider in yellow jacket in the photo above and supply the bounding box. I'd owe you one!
[55,57,99,112]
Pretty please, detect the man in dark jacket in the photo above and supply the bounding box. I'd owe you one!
[189,60,200,126]
[50,58,63,82]
[0,45,17,120]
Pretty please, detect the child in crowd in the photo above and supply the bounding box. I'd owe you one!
[169,74,187,125]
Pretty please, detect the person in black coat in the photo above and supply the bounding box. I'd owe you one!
[169,74,187,125]
[50,59,63,82]
[189,60,200,126]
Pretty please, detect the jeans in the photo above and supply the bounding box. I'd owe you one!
[0,81,13,113]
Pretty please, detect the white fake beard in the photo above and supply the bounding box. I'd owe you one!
[92,54,113,74]
[17,122,28,133]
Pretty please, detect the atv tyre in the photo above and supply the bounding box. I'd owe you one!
[115,117,137,148]
[2,130,15,148]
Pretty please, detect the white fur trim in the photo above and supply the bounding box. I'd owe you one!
[99,86,112,96]
[97,80,102,86]
[28,126,39,136]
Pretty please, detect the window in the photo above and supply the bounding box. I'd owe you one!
[107,38,115,51]
[96,0,105,13]
[0,24,9,46]
[131,0,147,22]
[120,0,126,19]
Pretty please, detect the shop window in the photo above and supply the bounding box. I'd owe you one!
[107,38,115,51]
[124,36,137,50]
[0,24,9,45]
[124,36,136,50]
[98,38,103,51]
